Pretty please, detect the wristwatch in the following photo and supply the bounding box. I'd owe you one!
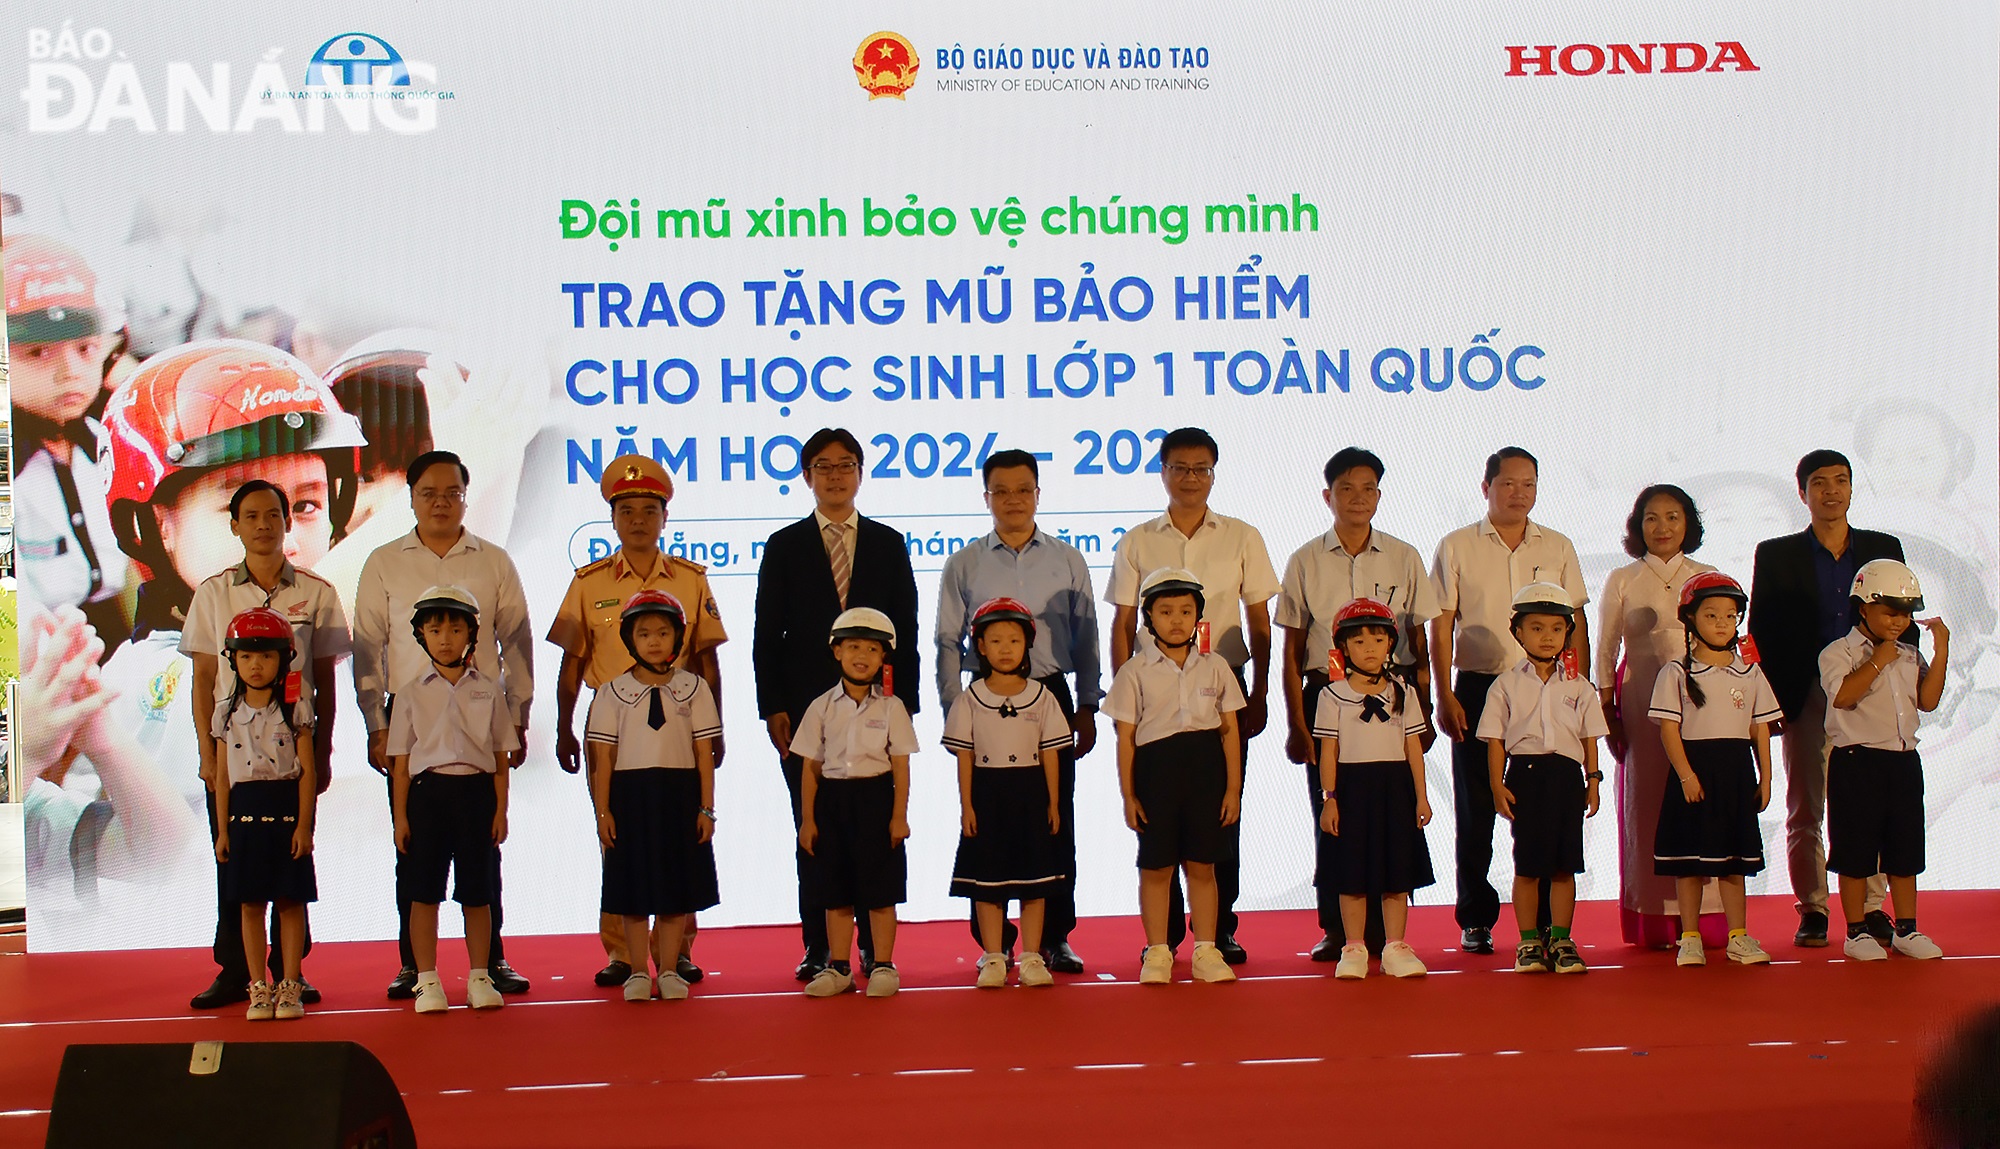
[1584,770,1605,782]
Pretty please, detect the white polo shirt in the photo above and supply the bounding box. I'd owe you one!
[180,560,351,721]
[941,681,1071,768]
[1432,517,1590,675]
[1647,658,1781,740]
[1819,628,1929,751]
[1311,679,1428,763]
[386,664,521,776]
[1477,660,1610,761]
[1103,641,1247,746]
[211,698,313,784]
[584,670,722,770]
[792,685,918,779]
[1105,509,1280,668]
[1276,526,1439,676]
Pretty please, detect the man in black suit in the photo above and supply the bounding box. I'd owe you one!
[754,427,921,980]
[1748,449,1904,949]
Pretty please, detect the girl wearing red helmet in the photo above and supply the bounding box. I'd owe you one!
[1311,599,1435,980]
[210,607,317,1021]
[944,599,1071,989]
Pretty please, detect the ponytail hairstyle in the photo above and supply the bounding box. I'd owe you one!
[1681,629,1707,709]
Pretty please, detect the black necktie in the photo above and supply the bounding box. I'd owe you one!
[1360,695,1392,723]
[648,687,666,730]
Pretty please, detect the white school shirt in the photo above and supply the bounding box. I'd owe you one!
[1819,628,1929,751]
[385,665,521,776]
[792,684,918,779]
[1477,660,1610,761]
[1276,526,1439,675]
[211,698,313,784]
[14,434,127,610]
[1595,554,1714,688]
[941,681,1071,768]
[1311,679,1428,763]
[1646,658,1781,740]
[584,670,722,770]
[1431,517,1589,675]
[1102,642,1247,746]
[180,559,352,722]
[1105,509,1280,668]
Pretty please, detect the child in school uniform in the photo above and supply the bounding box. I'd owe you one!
[389,585,519,1014]
[1479,582,1609,974]
[1312,598,1435,980]
[1821,559,1950,961]
[1647,572,1780,967]
[587,590,722,1002]
[946,598,1071,989]
[795,607,917,998]
[211,607,317,1021]
[1105,568,1244,987]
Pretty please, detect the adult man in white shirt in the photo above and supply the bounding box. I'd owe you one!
[1429,447,1591,954]
[353,450,535,998]
[1107,427,1279,963]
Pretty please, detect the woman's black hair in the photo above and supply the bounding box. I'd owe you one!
[1622,484,1705,559]
[1337,622,1406,713]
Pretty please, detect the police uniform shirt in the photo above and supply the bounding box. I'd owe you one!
[1276,527,1439,675]
[1819,627,1929,751]
[1104,510,1280,669]
[210,698,312,785]
[1431,518,1590,675]
[97,633,205,806]
[792,684,918,780]
[583,670,722,770]
[1310,680,1428,762]
[14,433,127,610]
[1102,642,1248,746]
[549,550,727,691]
[1476,660,1610,760]
[935,529,1102,712]
[386,665,521,776]
[1646,658,1781,740]
[941,681,1071,767]
[180,560,352,722]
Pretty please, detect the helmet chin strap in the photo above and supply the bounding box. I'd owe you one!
[1155,631,1197,651]
[1694,632,1740,654]
[635,654,677,676]
[840,668,879,688]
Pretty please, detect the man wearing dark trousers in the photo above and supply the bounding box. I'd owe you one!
[936,448,1101,972]
[1748,449,1905,949]
[1429,447,1590,955]
[754,428,921,981]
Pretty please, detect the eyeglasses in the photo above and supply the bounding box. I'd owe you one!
[416,488,466,506]
[986,486,1038,501]
[809,461,859,477]
[1164,464,1215,480]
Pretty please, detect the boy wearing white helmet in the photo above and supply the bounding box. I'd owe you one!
[1477,582,1609,974]
[793,607,918,998]
[1819,559,1950,961]
[387,586,520,1013]
[1104,568,1246,986]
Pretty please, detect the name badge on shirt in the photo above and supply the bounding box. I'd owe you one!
[594,598,622,609]
[677,703,692,717]
[1199,685,1221,698]
[284,670,302,705]
[1196,621,1212,655]
[865,717,887,730]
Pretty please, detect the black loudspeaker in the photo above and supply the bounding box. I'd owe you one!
[45,1040,417,1148]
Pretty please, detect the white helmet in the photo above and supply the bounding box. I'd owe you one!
[1509,581,1574,619]
[830,606,896,650]
[1851,559,1924,612]
[1139,567,1206,619]
[412,584,480,620]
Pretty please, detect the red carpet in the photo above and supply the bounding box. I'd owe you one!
[4,893,1996,1148]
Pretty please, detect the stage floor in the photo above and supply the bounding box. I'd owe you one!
[4,893,1995,1147]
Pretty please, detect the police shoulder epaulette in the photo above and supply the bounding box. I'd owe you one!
[667,554,708,575]
[574,556,615,577]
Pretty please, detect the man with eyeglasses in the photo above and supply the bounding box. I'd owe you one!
[1107,427,1279,964]
[936,448,1101,973]
[353,449,536,999]
[754,428,921,981]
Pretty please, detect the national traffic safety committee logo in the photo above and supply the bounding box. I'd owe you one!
[853,32,918,100]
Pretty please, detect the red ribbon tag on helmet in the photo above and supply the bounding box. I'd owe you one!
[1559,649,1581,681]
[1196,621,1212,655]
[1328,648,1344,677]
[284,670,303,706]
[1737,635,1762,666]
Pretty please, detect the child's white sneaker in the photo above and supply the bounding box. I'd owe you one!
[274,979,305,1020]
[976,952,1008,989]
[245,981,275,1021]
[1190,941,1236,983]
[1138,943,1174,985]
[413,975,448,1013]
[1016,951,1053,987]
[1379,941,1428,979]
[865,964,901,997]
[803,967,854,997]
[1333,943,1369,980]
[657,972,691,1000]
[1725,934,1772,965]
[622,973,653,1002]
[1842,933,1889,962]
[1891,930,1944,960]
[466,972,504,1010]
[1676,936,1706,967]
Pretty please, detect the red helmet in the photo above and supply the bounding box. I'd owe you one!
[224,606,295,652]
[4,233,101,344]
[620,589,688,662]
[971,596,1037,647]
[1678,571,1748,618]
[1333,597,1399,652]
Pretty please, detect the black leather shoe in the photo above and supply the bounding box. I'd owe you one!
[386,967,419,1000]
[1794,911,1830,948]
[1862,910,1895,946]
[795,952,827,982]
[1216,935,1248,965]
[676,954,704,984]
[1309,934,1343,962]
[594,960,633,988]
[296,978,321,1005]
[489,961,530,995]
[191,972,249,1010]
[1042,942,1085,974]
[1460,927,1495,954]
